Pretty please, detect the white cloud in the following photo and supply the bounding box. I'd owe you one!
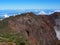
[4,14,9,18]
[38,11,46,15]
[54,26,60,40]
[48,12,54,14]
[54,10,60,12]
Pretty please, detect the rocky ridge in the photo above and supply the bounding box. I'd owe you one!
[0,12,60,45]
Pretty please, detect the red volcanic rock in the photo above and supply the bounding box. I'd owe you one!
[6,12,58,45]
[0,12,59,45]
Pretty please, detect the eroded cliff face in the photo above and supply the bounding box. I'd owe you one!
[0,12,60,45]
[50,12,60,40]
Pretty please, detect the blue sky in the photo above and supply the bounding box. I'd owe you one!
[0,0,60,9]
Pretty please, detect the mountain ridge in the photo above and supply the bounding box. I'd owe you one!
[0,12,60,45]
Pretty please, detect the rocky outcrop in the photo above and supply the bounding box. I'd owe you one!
[50,12,60,43]
[0,12,60,45]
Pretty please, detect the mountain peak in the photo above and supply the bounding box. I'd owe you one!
[0,12,59,45]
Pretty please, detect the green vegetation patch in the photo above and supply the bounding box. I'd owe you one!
[0,32,29,45]
[0,20,9,29]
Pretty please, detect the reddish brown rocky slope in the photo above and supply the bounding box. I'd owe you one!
[0,12,60,45]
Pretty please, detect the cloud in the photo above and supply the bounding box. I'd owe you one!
[54,26,60,40]
[4,14,9,18]
[38,11,46,15]
[54,9,60,12]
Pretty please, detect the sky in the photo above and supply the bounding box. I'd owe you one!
[0,0,60,9]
